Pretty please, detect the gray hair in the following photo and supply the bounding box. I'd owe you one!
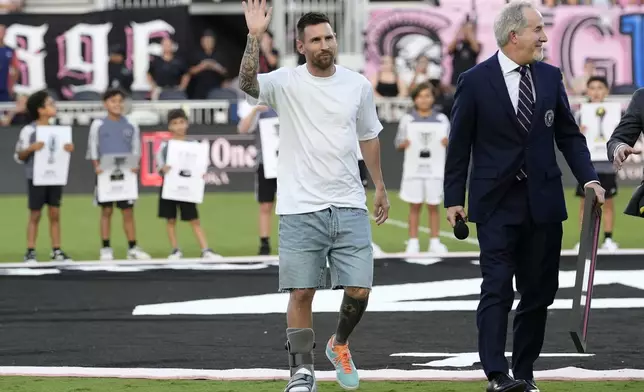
[493,1,534,48]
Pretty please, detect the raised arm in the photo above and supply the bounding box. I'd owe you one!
[239,35,261,98]
[239,0,273,98]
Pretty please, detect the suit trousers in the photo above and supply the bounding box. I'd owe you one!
[475,180,562,380]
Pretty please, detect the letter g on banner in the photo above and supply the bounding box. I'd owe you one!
[560,15,616,89]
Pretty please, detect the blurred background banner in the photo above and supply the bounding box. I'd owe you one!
[0,6,192,99]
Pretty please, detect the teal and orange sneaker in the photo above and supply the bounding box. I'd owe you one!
[325,335,359,390]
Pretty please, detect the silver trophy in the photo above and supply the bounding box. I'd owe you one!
[274,123,280,158]
[48,135,57,164]
[110,157,125,181]
[419,132,431,158]
[178,151,193,178]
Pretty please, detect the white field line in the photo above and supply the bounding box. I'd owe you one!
[1,248,644,269]
[0,366,643,381]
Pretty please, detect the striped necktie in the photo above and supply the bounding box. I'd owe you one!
[516,65,534,133]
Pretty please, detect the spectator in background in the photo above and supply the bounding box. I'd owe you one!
[147,37,190,100]
[1,93,28,125]
[369,55,407,98]
[571,58,596,95]
[189,30,228,99]
[0,0,22,14]
[448,19,481,86]
[0,24,17,102]
[402,55,434,93]
[107,45,133,94]
[259,31,279,73]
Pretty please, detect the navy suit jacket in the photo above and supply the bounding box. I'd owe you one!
[443,53,598,224]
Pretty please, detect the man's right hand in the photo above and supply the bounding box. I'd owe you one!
[243,0,273,38]
[95,166,103,175]
[613,144,642,171]
[161,165,171,174]
[29,141,44,152]
[446,205,467,228]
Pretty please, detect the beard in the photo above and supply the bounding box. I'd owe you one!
[532,46,545,62]
[311,52,335,70]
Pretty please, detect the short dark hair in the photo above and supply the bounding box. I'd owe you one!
[26,90,50,120]
[587,76,609,89]
[411,82,433,101]
[167,108,188,123]
[102,88,125,101]
[296,12,331,39]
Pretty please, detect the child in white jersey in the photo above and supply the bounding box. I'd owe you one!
[395,83,449,254]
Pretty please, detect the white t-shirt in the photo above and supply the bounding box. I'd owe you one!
[254,64,382,215]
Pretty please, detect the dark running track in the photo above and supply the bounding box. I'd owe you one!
[0,255,643,372]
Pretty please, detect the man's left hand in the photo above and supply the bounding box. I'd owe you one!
[131,167,139,173]
[63,143,74,153]
[585,182,606,206]
[373,186,390,225]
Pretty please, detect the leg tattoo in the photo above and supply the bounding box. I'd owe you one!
[335,292,369,345]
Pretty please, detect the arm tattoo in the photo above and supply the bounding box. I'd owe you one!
[239,34,261,98]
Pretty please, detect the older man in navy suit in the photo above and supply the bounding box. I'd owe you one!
[444,2,605,392]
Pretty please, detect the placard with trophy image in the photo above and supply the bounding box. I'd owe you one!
[32,125,73,186]
[258,116,280,179]
[402,122,448,179]
[161,140,210,204]
[580,102,621,162]
[96,154,139,203]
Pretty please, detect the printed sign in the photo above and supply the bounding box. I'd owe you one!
[96,154,139,203]
[32,126,72,186]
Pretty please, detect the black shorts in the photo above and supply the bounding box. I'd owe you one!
[359,159,368,188]
[576,173,618,199]
[27,180,63,211]
[256,164,277,203]
[97,200,135,210]
[158,188,198,221]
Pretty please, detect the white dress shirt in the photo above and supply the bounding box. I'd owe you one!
[497,50,536,113]
[496,50,598,188]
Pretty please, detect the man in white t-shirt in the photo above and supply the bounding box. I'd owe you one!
[239,2,390,392]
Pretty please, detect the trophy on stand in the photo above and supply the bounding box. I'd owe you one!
[595,106,606,142]
[178,151,193,178]
[274,123,280,158]
[419,132,432,158]
[48,135,57,164]
[110,157,125,181]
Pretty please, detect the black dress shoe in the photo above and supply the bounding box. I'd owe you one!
[520,379,539,392]
[486,373,527,392]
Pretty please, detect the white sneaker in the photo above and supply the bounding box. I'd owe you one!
[601,238,619,252]
[99,247,114,261]
[201,249,222,260]
[127,246,151,260]
[168,248,183,260]
[405,238,420,254]
[429,238,448,253]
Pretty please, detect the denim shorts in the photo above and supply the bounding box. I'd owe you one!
[278,206,374,292]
